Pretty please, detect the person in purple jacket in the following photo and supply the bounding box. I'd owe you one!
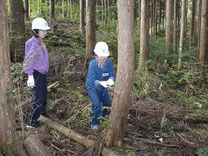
[23,17,50,128]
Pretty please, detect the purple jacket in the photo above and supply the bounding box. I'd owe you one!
[23,37,49,75]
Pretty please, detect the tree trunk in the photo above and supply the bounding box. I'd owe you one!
[190,0,196,47]
[165,0,174,53]
[138,0,150,73]
[62,0,65,18]
[10,0,25,62]
[197,0,202,57]
[24,0,29,20]
[38,116,118,156]
[24,135,52,156]
[70,0,73,20]
[152,0,158,38]
[173,0,178,52]
[85,0,96,65]
[79,0,85,35]
[50,0,55,19]
[102,0,104,22]
[38,0,42,15]
[178,0,186,70]
[0,1,21,155]
[158,0,162,34]
[105,0,135,147]
[198,0,208,65]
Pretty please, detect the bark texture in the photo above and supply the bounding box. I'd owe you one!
[0,1,21,155]
[24,135,52,156]
[105,0,135,147]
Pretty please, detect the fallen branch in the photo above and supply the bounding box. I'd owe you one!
[23,135,52,156]
[16,81,59,109]
[38,115,118,156]
[176,133,197,149]
[132,137,183,148]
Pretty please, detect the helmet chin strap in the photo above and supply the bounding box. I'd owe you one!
[32,29,39,37]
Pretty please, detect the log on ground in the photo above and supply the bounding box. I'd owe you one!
[38,115,118,156]
[185,110,208,123]
[23,135,52,156]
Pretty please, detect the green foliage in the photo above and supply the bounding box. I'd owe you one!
[66,106,91,132]
[197,146,208,156]
[133,71,167,100]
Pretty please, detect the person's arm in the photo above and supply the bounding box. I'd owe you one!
[106,60,115,86]
[108,60,115,80]
[23,41,39,75]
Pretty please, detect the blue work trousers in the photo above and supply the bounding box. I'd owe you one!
[87,88,111,126]
[29,70,47,125]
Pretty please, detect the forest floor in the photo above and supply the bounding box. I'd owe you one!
[14,20,208,156]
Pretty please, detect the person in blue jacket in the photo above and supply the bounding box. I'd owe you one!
[86,42,115,131]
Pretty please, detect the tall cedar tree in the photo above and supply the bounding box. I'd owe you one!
[138,0,150,73]
[10,0,25,62]
[0,0,21,155]
[198,0,208,65]
[84,0,96,67]
[105,0,135,147]
[165,0,174,53]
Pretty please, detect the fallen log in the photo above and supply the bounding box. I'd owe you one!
[16,81,59,110]
[38,115,118,156]
[23,135,52,156]
[185,110,208,124]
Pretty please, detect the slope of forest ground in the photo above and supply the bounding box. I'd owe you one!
[13,20,208,155]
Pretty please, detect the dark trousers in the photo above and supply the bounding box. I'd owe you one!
[87,88,111,125]
[29,70,47,124]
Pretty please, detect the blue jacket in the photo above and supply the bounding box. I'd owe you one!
[86,58,115,91]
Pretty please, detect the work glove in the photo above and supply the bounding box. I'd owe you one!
[99,81,109,88]
[27,75,35,88]
[107,79,114,86]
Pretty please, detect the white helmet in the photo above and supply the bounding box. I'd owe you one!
[32,17,50,30]
[94,42,109,57]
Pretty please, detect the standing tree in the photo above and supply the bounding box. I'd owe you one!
[105,0,135,147]
[50,0,55,19]
[24,0,29,20]
[173,0,178,52]
[79,0,85,35]
[198,0,208,66]
[165,0,174,53]
[197,0,202,54]
[178,0,186,70]
[138,0,150,73]
[10,0,25,62]
[85,0,96,64]
[190,0,196,47]
[0,0,21,155]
